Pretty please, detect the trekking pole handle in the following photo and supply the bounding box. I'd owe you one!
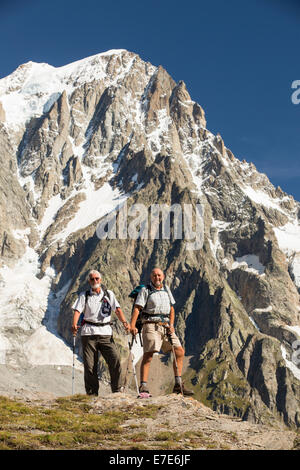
[128,335,136,349]
[138,332,143,347]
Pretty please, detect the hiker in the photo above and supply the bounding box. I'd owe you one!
[72,270,130,395]
[130,267,194,396]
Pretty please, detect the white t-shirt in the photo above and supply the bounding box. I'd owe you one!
[72,288,120,336]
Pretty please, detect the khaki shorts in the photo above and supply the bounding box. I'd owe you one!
[142,323,182,353]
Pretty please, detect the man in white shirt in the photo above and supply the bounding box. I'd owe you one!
[72,270,130,395]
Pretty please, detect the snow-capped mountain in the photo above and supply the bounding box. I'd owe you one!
[0,50,299,426]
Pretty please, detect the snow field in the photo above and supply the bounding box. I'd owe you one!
[0,247,82,369]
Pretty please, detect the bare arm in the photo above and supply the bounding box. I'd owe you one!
[130,305,143,334]
[72,310,81,336]
[168,306,175,333]
[115,307,130,332]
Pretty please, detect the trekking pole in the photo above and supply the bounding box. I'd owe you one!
[123,334,133,391]
[123,334,139,395]
[130,335,140,396]
[138,330,143,347]
[166,328,184,398]
[72,334,76,395]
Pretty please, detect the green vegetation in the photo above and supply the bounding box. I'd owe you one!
[183,356,251,419]
[153,429,219,450]
[293,432,300,450]
[0,394,124,450]
[0,394,229,450]
[0,394,162,450]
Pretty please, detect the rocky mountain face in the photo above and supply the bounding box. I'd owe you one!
[0,49,299,428]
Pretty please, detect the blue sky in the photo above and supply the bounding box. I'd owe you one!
[1,0,299,201]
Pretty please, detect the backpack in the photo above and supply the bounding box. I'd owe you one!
[128,284,147,334]
[79,285,113,326]
[128,283,172,334]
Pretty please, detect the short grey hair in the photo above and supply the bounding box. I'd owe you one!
[88,270,101,279]
[151,267,164,275]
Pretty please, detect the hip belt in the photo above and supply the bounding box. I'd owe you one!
[142,321,170,327]
[84,320,114,326]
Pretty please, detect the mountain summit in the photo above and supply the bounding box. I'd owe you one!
[0,50,299,428]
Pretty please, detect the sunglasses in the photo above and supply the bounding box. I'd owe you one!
[89,277,100,281]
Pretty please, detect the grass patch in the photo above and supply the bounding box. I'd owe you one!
[0,395,164,450]
[151,429,220,450]
[2,395,222,451]
[182,430,204,440]
[293,433,300,450]
[129,404,162,419]
[0,395,126,449]
[154,431,181,441]
[129,431,148,442]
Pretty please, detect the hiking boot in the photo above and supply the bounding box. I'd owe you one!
[139,383,150,394]
[173,382,194,396]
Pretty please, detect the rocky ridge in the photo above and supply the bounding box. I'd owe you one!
[0,50,299,429]
[0,387,298,451]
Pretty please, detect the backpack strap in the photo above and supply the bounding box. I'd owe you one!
[80,286,112,326]
[84,286,110,305]
[142,283,172,316]
[130,283,173,335]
